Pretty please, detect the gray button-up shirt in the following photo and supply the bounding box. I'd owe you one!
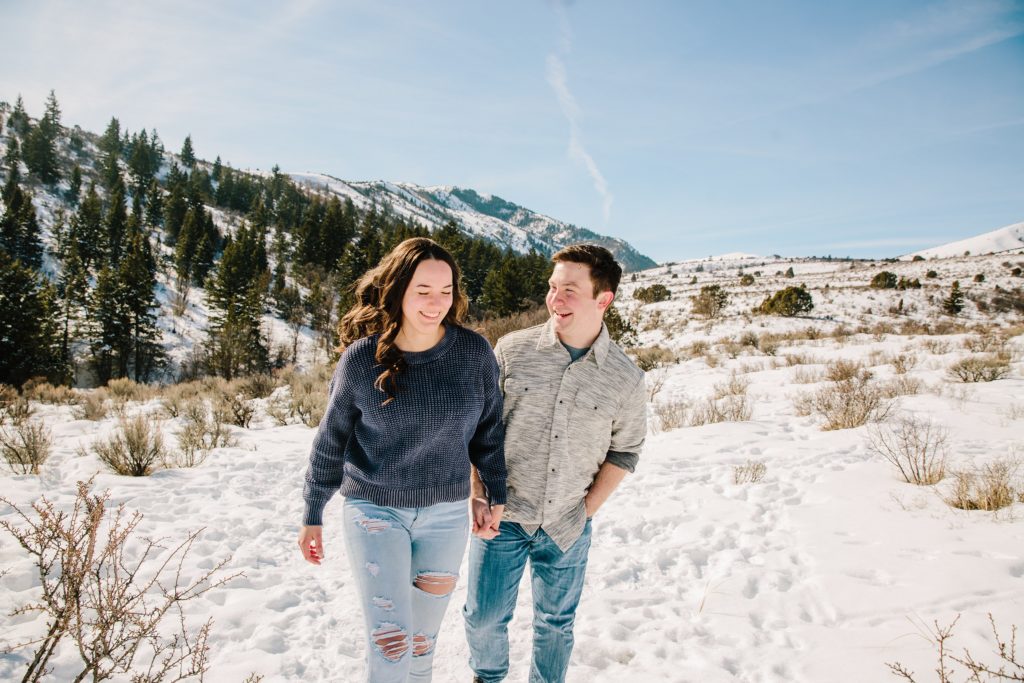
[495,318,647,550]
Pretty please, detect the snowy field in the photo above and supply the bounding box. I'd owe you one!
[2,252,1024,682]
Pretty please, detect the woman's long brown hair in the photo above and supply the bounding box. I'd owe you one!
[337,237,468,403]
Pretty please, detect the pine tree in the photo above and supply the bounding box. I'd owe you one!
[0,251,62,386]
[24,90,62,185]
[943,280,964,315]
[8,95,30,137]
[205,223,270,378]
[320,196,354,270]
[89,264,131,383]
[3,137,22,195]
[211,156,223,183]
[180,135,196,168]
[0,183,43,270]
[71,184,106,273]
[145,178,164,227]
[277,284,305,364]
[66,164,83,204]
[118,219,164,380]
[163,173,188,242]
[105,178,128,267]
[56,243,90,381]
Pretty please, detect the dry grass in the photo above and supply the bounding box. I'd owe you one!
[713,372,750,400]
[212,380,257,428]
[105,377,154,403]
[890,353,919,375]
[72,389,110,421]
[92,415,167,477]
[24,382,80,406]
[690,394,753,426]
[1,419,53,474]
[783,352,826,367]
[948,354,1012,382]
[629,345,678,371]
[921,338,953,355]
[825,359,867,382]
[653,397,689,432]
[867,417,947,485]
[159,381,204,418]
[792,366,825,384]
[880,376,923,399]
[1,394,34,426]
[945,460,1020,512]
[175,399,235,467]
[733,460,767,484]
[796,375,892,430]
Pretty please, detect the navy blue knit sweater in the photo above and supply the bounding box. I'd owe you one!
[302,324,507,526]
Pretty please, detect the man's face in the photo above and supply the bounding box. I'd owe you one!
[545,261,613,345]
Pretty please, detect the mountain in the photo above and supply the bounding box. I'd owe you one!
[288,173,656,271]
[902,221,1024,260]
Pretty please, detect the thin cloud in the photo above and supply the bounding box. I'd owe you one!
[546,2,613,225]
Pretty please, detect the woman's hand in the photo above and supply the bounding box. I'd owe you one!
[298,525,325,565]
[471,498,503,540]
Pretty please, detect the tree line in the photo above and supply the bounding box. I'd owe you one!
[0,92,552,388]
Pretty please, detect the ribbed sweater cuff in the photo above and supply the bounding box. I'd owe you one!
[340,479,471,508]
[483,479,507,506]
[304,500,326,527]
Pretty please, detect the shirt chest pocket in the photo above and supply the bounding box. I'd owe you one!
[570,387,618,436]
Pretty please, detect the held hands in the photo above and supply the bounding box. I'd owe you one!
[470,497,503,540]
[298,525,325,565]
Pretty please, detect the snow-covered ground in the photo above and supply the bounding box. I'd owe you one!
[3,253,1024,682]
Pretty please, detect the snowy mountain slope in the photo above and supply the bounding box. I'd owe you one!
[902,220,1024,260]
[288,172,656,271]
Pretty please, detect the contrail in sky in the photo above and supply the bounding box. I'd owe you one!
[546,2,613,225]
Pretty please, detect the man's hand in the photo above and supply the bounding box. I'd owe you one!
[298,525,324,565]
[471,498,504,539]
[584,493,598,519]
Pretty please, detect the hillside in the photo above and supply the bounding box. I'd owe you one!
[289,173,655,271]
[2,249,1022,681]
[903,220,1024,260]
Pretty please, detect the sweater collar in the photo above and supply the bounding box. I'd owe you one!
[400,324,457,365]
[537,317,610,368]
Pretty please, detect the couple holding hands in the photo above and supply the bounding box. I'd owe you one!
[298,238,646,683]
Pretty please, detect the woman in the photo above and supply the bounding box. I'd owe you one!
[298,237,507,682]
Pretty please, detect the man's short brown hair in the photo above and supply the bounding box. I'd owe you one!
[551,244,622,296]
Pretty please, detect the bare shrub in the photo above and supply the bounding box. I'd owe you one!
[106,377,152,403]
[238,373,278,399]
[93,416,167,477]
[733,460,767,484]
[1,419,53,474]
[686,340,709,358]
[159,381,203,418]
[690,394,752,426]
[792,366,824,384]
[0,479,237,682]
[213,382,256,428]
[825,359,867,383]
[629,345,677,371]
[921,338,952,355]
[653,398,689,432]
[867,417,947,485]
[802,376,892,430]
[713,372,749,400]
[175,399,235,467]
[890,353,918,375]
[25,382,79,406]
[645,368,668,402]
[265,391,293,426]
[888,614,1024,682]
[945,460,1019,511]
[948,354,1012,382]
[285,369,331,428]
[784,352,825,367]
[2,395,34,426]
[72,389,110,421]
[881,376,923,399]
[476,306,551,346]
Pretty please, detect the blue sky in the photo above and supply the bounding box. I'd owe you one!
[2,0,1022,262]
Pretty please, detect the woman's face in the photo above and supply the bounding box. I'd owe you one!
[400,258,454,339]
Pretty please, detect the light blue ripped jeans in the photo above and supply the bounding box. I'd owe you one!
[343,497,469,683]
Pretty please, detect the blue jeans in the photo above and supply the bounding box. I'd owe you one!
[343,497,469,683]
[463,520,592,683]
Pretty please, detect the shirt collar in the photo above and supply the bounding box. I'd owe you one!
[537,317,610,368]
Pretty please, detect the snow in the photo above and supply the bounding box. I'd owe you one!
[904,221,1024,260]
[3,252,1024,682]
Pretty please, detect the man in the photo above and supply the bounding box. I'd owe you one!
[464,244,647,683]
